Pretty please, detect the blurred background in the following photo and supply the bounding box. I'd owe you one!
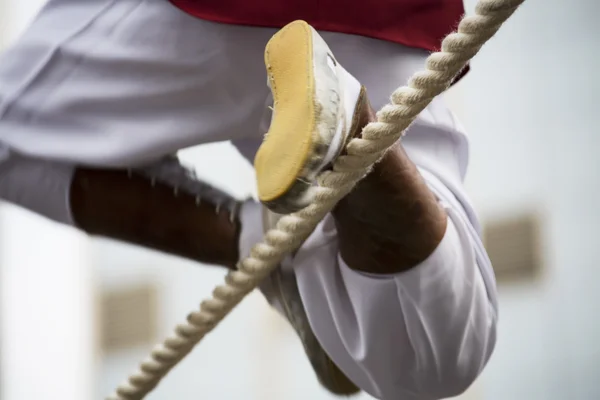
[0,0,599,399]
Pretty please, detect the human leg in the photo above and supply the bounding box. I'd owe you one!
[0,0,274,267]
[249,20,469,395]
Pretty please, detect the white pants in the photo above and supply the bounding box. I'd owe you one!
[0,0,434,167]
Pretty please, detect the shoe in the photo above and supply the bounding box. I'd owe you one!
[255,20,377,396]
[254,20,366,215]
[260,208,361,396]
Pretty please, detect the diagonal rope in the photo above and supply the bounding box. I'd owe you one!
[108,1,525,398]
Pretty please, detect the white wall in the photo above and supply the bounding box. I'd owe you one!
[451,1,600,399]
[0,206,96,400]
[0,3,97,400]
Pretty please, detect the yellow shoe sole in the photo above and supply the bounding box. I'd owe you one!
[255,20,349,214]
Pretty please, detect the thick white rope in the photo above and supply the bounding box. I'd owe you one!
[108,1,525,398]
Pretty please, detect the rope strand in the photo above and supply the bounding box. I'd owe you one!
[108,1,525,398]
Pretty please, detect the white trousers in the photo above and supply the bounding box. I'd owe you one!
[0,0,435,167]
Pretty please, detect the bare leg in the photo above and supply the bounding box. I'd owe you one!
[333,92,448,274]
[70,160,241,270]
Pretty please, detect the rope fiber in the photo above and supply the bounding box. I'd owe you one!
[109,0,526,398]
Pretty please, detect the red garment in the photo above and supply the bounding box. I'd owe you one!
[170,0,464,52]
[169,0,468,83]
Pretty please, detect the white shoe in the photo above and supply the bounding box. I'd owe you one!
[254,20,364,215]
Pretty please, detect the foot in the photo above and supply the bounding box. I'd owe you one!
[254,20,364,214]
[260,208,361,396]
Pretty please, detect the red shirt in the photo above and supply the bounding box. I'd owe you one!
[169,0,468,82]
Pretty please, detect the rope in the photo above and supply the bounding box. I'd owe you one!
[108,0,525,398]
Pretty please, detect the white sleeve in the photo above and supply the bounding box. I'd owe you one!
[292,98,499,400]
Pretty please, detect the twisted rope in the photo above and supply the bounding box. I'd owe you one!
[108,0,525,398]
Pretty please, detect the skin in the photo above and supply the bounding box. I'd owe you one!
[70,168,240,269]
[333,143,448,274]
[332,91,448,274]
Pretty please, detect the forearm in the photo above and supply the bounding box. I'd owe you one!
[333,142,448,274]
